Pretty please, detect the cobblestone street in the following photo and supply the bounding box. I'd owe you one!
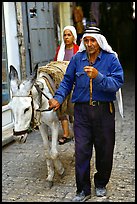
[2,70,135,202]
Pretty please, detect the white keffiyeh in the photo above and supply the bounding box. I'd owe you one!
[78,32,117,57]
[57,25,77,61]
[79,27,123,118]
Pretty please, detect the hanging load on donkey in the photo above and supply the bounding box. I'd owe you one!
[38,61,74,121]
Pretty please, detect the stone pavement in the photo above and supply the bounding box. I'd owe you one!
[2,69,135,202]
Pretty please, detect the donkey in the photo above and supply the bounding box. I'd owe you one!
[8,64,66,188]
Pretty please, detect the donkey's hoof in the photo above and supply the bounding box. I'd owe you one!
[45,180,53,189]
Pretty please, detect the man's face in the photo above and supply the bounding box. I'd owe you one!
[83,36,100,54]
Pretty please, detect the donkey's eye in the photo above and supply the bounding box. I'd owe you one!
[24,107,29,113]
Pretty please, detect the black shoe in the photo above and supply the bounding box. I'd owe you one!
[72,190,91,202]
[58,137,72,145]
[95,187,107,197]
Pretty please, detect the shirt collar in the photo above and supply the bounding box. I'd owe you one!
[82,50,103,62]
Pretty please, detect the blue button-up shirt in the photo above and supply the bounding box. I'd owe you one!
[54,50,124,104]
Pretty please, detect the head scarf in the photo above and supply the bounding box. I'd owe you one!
[57,25,77,61]
[78,27,117,57]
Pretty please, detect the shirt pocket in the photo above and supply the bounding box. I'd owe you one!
[75,72,88,88]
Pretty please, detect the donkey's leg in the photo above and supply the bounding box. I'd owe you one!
[39,123,55,188]
[50,121,65,176]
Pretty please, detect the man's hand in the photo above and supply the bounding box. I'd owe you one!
[48,98,60,111]
[84,66,98,79]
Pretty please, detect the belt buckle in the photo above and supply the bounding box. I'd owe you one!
[91,101,96,106]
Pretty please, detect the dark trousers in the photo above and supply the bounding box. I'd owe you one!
[74,102,115,195]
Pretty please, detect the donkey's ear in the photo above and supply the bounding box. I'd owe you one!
[9,65,19,80]
[31,63,39,81]
[33,63,38,76]
[9,65,20,94]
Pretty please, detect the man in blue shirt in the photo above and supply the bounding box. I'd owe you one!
[48,27,124,202]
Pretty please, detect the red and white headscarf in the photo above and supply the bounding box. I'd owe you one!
[57,25,77,61]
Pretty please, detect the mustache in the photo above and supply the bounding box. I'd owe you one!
[85,44,94,49]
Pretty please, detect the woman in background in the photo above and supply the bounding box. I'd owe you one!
[54,25,79,145]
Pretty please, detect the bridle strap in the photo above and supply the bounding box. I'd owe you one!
[12,92,36,134]
[34,83,50,100]
[12,95,32,97]
[13,129,29,136]
[34,82,53,112]
[30,91,36,129]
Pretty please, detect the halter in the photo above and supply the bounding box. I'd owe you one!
[34,74,56,112]
[13,129,29,136]
[34,83,52,112]
[12,80,53,136]
[12,95,35,136]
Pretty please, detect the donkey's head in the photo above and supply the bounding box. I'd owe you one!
[9,64,38,143]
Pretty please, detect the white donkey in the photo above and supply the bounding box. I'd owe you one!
[8,64,65,188]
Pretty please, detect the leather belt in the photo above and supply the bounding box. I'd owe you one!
[76,101,111,106]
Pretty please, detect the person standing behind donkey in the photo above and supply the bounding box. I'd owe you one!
[73,6,85,45]
[54,25,79,145]
[49,26,124,201]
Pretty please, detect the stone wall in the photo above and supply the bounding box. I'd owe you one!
[15,2,26,79]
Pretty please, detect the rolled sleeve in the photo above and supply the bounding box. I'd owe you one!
[54,95,64,104]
